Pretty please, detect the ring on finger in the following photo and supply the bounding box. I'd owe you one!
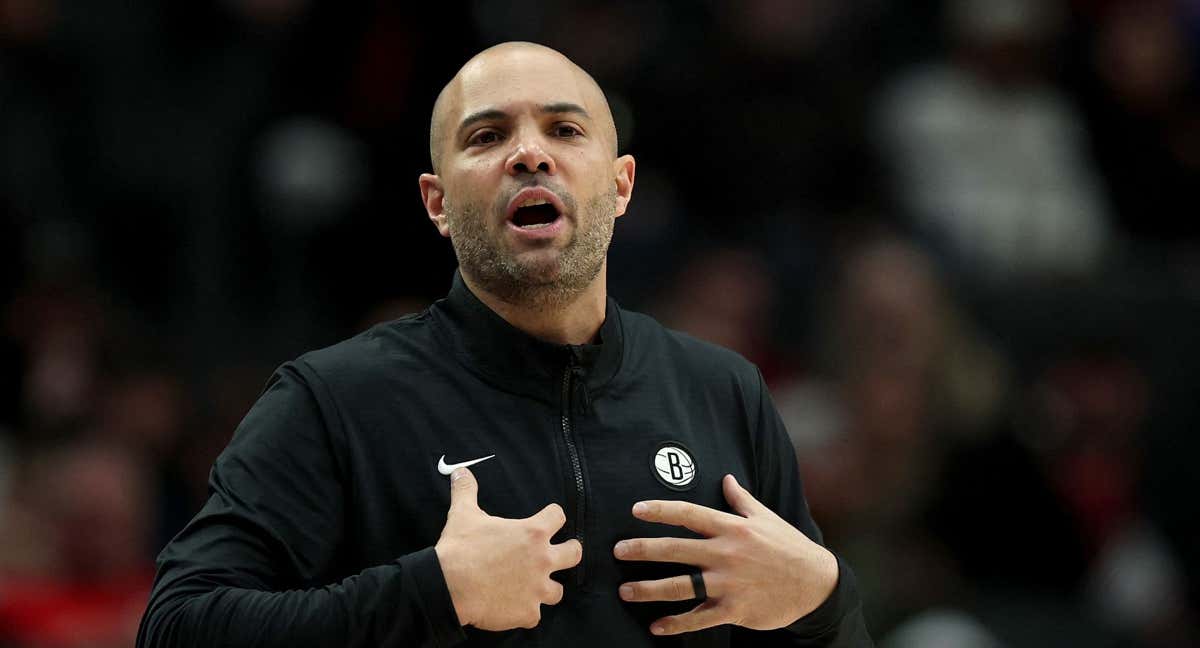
[690,570,707,602]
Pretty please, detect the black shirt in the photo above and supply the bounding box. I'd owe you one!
[137,270,872,647]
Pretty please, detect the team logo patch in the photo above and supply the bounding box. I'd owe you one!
[652,442,698,491]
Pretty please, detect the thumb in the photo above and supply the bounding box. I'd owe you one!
[449,467,479,512]
[722,474,764,518]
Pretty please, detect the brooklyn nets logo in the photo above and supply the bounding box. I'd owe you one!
[652,442,698,491]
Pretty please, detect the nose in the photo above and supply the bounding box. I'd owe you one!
[505,133,556,176]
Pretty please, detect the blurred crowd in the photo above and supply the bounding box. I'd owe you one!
[2,0,1199,646]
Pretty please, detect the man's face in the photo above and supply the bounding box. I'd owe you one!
[421,47,634,307]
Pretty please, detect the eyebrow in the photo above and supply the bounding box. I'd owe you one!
[456,103,592,139]
[539,102,590,119]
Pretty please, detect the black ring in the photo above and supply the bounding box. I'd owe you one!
[690,570,707,602]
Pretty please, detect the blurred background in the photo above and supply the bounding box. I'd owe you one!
[1,0,1198,646]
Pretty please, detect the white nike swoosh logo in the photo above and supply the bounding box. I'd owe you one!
[437,454,496,476]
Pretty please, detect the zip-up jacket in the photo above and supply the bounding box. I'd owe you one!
[137,270,873,647]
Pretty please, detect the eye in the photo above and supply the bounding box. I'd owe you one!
[468,130,502,147]
[553,124,582,138]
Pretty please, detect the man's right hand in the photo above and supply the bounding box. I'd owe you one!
[434,467,582,631]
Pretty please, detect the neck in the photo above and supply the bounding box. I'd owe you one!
[460,265,608,345]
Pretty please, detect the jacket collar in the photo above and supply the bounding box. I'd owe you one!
[432,269,624,401]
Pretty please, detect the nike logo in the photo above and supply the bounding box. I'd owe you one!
[437,454,496,476]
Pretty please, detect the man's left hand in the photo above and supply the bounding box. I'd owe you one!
[613,474,838,636]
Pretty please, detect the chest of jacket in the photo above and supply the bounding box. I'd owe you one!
[338,363,754,578]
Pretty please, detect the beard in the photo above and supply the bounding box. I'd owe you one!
[445,184,616,310]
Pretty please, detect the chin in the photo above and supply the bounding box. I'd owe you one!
[512,251,565,279]
[515,263,564,286]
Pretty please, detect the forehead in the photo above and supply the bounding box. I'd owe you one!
[453,49,596,119]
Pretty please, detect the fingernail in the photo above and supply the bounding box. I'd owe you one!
[451,469,465,482]
[632,502,648,515]
[614,541,628,558]
[619,584,633,600]
[651,624,665,635]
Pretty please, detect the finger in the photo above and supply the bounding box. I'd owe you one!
[549,538,583,571]
[542,580,565,605]
[651,600,729,636]
[529,503,567,534]
[632,500,741,536]
[448,467,478,512]
[613,537,711,566]
[721,474,767,518]
[619,575,705,602]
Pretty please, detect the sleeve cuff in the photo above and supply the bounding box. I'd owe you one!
[784,552,864,641]
[399,546,468,647]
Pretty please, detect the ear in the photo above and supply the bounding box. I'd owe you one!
[612,154,636,218]
[419,173,451,238]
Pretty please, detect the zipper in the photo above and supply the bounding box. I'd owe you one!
[561,354,587,586]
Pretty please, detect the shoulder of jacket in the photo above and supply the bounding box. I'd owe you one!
[291,310,437,384]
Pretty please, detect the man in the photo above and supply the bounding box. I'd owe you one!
[137,42,872,647]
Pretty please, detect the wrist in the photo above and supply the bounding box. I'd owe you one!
[791,544,840,622]
[811,546,839,609]
[434,541,476,627]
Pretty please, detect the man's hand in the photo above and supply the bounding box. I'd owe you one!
[613,474,838,636]
[434,467,583,631]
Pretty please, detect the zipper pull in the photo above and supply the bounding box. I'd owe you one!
[567,353,592,416]
[573,366,592,415]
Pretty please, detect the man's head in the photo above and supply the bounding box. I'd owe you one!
[419,42,636,308]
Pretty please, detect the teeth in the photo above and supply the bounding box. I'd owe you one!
[517,198,549,208]
[518,222,553,229]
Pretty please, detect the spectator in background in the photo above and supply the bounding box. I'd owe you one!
[1077,0,1200,246]
[1031,346,1196,646]
[775,233,1198,646]
[0,272,232,645]
[653,247,792,384]
[92,365,204,552]
[0,441,155,648]
[773,236,1016,636]
[877,0,1111,281]
[3,278,107,442]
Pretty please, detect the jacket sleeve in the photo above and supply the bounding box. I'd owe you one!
[136,361,466,648]
[731,368,874,647]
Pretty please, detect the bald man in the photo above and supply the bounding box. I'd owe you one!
[137,43,872,647]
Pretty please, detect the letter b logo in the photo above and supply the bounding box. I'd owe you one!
[652,443,697,490]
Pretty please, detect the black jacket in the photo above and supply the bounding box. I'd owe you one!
[137,271,872,647]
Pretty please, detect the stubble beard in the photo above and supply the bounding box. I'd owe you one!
[446,187,617,310]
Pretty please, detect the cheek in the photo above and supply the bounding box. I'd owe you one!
[566,156,613,195]
[445,168,492,209]
[591,163,617,200]
[463,154,498,175]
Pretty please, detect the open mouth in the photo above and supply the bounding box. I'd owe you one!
[510,198,561,229]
